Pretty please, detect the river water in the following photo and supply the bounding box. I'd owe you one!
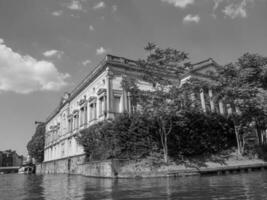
[1,172,267,200]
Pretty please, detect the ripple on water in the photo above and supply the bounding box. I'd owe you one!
[0,172,267,200]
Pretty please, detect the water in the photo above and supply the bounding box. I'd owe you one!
[1,172,267,200]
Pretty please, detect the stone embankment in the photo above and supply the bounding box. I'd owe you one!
[36,155,267,178]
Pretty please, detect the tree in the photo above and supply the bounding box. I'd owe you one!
[27,123,45,163]
[215,53,267,155]
[122,43,189,163]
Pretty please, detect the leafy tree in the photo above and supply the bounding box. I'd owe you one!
[27,123,45,163]
[169,111,235,158]
[122,43,189,163]
[214,53,267,155]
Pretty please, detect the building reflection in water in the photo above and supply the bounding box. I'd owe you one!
[82,177,117,200]
[22,175,45,200]
[1,172,267,199]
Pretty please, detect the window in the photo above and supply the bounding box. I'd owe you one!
[61,142,65,157]
[90,103,96,121]
[68,139,72,156]
[80,106,88,126]
[99,96,106,116]
[68,118,73,132]
[80,108,84,126]
[73,114,79,130]
[113,96,121,113]
[84,106,87,124]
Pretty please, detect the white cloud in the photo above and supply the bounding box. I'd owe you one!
[89,25,95,31]
[223,0,252,19]
[43,50,64,59]
[96,47,108,55]
[183,14,200,23]
[0,39,69,94]
[67,0,83,10]
[82,60,92,66]
[161,0,195,8]
[52,10,63,16]
[212,0,254,19]
[93,1,106,10]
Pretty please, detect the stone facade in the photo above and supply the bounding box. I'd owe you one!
[43,55,157,163]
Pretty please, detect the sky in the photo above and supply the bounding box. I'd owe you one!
[0,0,267,155]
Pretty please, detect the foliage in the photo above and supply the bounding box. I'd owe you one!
[77,113,159,161]
[122,43,190,163]
[77,121,114,160]
[214,53,267,155]
[77,111,236,162]
[169,111,236,158]
[27,124,45,163]
[256,144,267,161]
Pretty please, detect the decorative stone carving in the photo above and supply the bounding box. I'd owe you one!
[88,96,97,103]
[97,88,107,96]
[78,98,86,106]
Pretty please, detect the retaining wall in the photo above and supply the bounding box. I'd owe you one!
[36,156,267,178]
[36,156,130,178]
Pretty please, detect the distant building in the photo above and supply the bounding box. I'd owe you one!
[43,55,226,163]
[0,150,23,167]
[0,152,3,167]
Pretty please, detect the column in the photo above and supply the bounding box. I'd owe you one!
[122,89,128,112]
[104,95,107,117]
[87,101,90,123]
[106,69,114,119]
[200,89,206,112]
[219,100,225,115]
[50,147,53,160]
[209,89,215,112]
[127,92,132,114]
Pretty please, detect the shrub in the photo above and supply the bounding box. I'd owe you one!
[77,112,159,161]
[77,111,236,161]
[169,111,236,158]
[256,144,267,161]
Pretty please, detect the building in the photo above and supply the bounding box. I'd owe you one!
[0,152,2,167]
[43,55,227,163]
[44,55,148,162]
[0,150,23,167]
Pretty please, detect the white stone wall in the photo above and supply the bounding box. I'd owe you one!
[44,69,109,162]
[44,67,138,162]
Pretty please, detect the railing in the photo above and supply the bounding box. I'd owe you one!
[106,54,138,67]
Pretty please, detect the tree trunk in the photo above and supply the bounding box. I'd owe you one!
[234,125,242,155]
[163,133,168,163]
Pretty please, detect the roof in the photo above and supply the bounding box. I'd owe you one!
[181,58,220,79]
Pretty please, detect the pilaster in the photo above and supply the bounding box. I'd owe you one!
[209,89,215,112]
[200,89,206,112]
[106,68,114,119]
